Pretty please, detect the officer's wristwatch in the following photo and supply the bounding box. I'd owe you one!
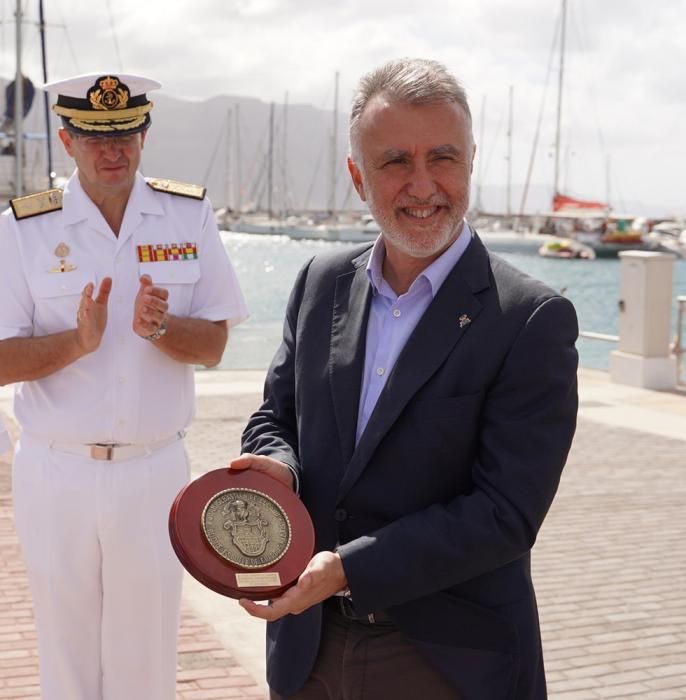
[145,317,168,341]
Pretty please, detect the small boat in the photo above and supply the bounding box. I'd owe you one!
[538,238,596,260]
[599,230,643,246]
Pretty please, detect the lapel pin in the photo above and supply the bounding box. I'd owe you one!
[458,314,471,329]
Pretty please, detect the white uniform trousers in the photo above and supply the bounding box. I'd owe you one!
[12,432,190,700]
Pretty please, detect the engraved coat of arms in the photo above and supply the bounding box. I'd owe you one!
[222,499,270,557]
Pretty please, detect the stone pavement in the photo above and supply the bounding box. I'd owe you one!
[1,368,685,699]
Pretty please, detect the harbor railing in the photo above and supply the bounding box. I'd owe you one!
[579,331,619,344]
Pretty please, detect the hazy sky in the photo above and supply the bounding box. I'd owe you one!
[1,0,684,215]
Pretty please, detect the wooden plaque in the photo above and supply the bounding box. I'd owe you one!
[169,468,314,601]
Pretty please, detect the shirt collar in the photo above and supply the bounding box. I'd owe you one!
[366,220,473,298]
[128,172,166,216]
[62,170,97,226]
[62,170,163,227]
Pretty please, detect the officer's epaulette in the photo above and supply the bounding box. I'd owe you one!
[146,178,206,200]
[10,189,63,220]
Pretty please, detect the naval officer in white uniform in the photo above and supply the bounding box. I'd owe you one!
[0,73,248,700]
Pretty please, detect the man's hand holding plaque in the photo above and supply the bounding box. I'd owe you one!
[168,455,314,601]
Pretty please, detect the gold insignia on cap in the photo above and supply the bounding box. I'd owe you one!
[50,73,157,136]
[69,114,148,133]
[89,75,129,111]
[10,189,63,220]
[146,178,206,200]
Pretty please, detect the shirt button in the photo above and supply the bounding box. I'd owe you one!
[376,367,385,376]
[392,308,401,318]
[334,508,348,522]
[117,376,126,384]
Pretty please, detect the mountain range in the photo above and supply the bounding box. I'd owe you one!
[1,79,679,218]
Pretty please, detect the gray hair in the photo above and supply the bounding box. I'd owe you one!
[349,58,472,160]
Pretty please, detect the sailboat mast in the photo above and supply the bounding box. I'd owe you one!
[475,95,486,214]
[234,104,242,212]
[328,71,339,217]
[506,85,513,218]
[14,0,24,196]
[267,101,274,217]
[38,0,53,189]
[282,91,288,215]
[224,108,232,209]
[553,0,567,197]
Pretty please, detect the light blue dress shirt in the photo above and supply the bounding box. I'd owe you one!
[355,222,473,444]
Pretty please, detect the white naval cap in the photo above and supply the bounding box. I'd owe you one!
[43,73,161,136]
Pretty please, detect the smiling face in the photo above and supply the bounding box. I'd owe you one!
[348,96,475,264]
[58,128,146,199]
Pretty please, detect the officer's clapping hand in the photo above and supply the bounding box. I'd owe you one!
[75,277,112,353]
[133,274,169,339]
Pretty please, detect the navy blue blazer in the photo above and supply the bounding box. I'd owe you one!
[242,233,579,699]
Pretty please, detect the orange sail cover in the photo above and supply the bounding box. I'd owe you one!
[553,193,607,212]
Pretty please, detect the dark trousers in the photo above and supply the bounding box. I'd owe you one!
[270,605,461,700]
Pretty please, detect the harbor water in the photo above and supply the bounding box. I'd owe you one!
[217,232,686,373]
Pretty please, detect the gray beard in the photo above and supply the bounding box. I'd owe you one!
[366,195,466,259]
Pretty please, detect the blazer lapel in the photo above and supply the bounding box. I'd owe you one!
[336,234,492,502]
[328,249,373,465]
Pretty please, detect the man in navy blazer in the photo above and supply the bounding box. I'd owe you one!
[231,58,579,699]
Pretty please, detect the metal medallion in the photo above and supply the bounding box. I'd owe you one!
[201,488,291,569]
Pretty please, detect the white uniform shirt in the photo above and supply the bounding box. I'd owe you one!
[0,171,248,444]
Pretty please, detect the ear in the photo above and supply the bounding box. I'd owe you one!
[58,128,75,158]
[347,156,366,202]
[470,143,476,174]
[140,129,147,150]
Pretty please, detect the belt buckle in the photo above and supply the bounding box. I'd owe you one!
[90,444,115,461]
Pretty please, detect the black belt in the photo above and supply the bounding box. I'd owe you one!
[324,596,392,625]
